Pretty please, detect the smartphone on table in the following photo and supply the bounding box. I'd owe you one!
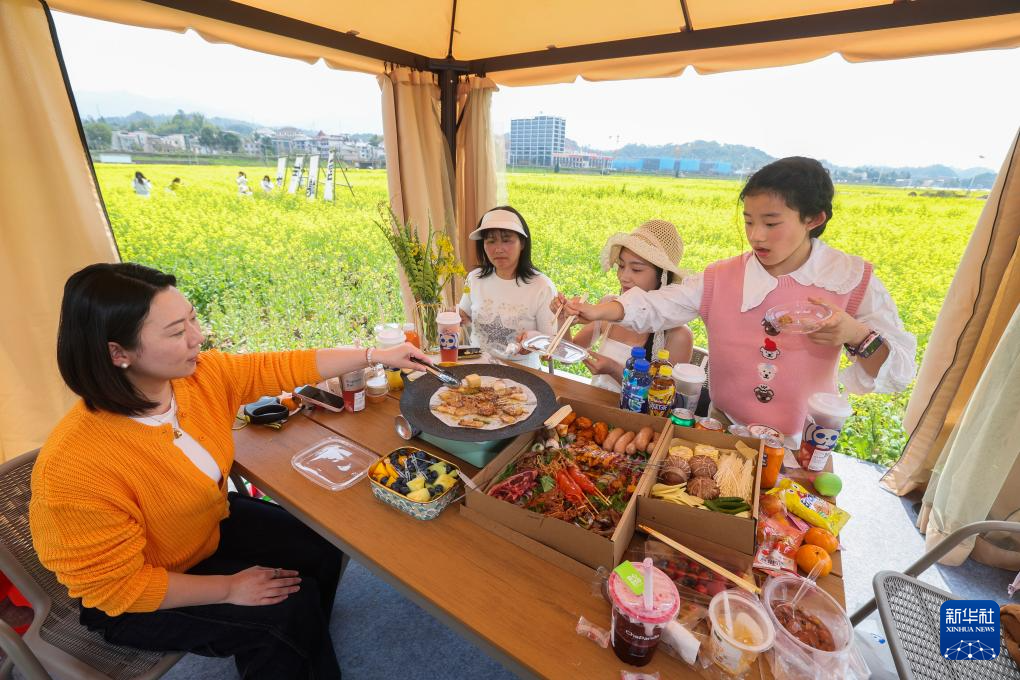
[294,385,345,413]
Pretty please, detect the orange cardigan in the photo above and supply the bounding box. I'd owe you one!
[30,349,320,616]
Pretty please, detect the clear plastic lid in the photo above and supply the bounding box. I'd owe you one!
[291,436,376,491]
[520,335,590,364]
[764,301,833,334]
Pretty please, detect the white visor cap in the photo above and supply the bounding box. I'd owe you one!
[468,209,528,240]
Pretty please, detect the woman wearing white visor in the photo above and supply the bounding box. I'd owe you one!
[458,206,558,368]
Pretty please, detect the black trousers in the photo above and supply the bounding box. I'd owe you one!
[80,493,344,680]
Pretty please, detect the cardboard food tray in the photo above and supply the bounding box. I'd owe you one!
[637,425,765,556]
[462,398,673,572]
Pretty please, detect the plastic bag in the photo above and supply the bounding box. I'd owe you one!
[766,634,870,680]
[644,539,752,606]
[753,514,807,577]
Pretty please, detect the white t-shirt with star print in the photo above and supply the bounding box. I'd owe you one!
[459,268,559,368]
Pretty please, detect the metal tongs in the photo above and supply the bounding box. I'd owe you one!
[409,356,461,387]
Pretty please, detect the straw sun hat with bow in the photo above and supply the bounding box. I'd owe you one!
[599,219,685,287]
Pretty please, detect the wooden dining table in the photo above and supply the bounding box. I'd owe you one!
[232,366,846,679]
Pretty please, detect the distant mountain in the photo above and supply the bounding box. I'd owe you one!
[610,140,775,168]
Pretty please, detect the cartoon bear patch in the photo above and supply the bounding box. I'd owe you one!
[757,362,778,381]
[760,337,780,360]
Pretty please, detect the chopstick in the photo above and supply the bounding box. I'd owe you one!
[544,404,574,428]
[639,524,761,595]
[544,314,577,362]
[594,321,613,350]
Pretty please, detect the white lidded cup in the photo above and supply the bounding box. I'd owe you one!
[671,363,706,412]
[799,392,854,471]
[706,589,776,677]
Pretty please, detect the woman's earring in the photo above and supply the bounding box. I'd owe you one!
[120,363,129,369]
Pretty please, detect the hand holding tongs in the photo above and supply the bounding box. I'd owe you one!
[409,356,461,387]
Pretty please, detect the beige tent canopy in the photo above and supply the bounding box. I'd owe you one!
[3,0,1020,562]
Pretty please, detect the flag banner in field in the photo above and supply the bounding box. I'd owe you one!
[288,156,305,194]
[940,600,1000,660]
[305,154,320,200]
[323,151,336,202]
[275,157,286,188]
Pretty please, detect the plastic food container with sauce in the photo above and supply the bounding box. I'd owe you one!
[763,574,856,679]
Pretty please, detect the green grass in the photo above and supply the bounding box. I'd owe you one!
[94,164,985,467]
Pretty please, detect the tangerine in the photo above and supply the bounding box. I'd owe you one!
[795,544,833,578]
[803,527,839,554]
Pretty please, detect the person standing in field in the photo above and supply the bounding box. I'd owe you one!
[236,171,252,196]
[261,175,275,192]
[132,171,151,198]
[166,177,181,193]
[558,157,916,445]
[30,263,431,679]
[557,220,694,393]
[458,206,559,369]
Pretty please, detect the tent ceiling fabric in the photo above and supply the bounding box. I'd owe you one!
[48,0,1020,86]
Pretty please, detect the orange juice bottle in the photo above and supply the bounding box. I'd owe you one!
[402,323,421,349]
[760,436,785,489]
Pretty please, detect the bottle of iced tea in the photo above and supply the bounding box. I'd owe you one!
[647,365,676,417]
[649,349,670,378]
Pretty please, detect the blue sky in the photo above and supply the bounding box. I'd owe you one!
[54,11,1020,170]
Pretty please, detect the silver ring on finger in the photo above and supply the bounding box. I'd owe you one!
[273,568,281,579]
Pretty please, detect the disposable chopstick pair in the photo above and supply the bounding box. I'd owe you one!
[594,322,613,351]
[545,313,577,361]
[638,523,761,595]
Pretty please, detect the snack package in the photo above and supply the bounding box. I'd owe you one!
[772,479,851,536]
[754,514,807,577]
[576,616,610,648]
[620,672,659,680]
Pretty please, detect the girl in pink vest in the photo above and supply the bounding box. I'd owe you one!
[559,157,916,446]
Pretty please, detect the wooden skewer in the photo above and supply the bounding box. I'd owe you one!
[639,524,761,595]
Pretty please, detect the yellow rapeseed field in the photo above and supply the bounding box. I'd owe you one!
[96,163,985,465]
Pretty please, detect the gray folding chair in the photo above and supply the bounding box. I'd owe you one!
[850,520,1020,680]
[0,449,181,680]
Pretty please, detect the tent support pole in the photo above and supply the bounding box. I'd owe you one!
[438,68,458,170]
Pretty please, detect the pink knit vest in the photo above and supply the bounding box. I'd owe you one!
[700,253,872,437]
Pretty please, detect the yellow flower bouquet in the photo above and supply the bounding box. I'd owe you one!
[376,205,465,350]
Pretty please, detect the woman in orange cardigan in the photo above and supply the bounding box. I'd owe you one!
[30,263,430,680]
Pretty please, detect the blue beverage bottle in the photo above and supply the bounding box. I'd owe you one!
[618,347,646,409]
[625,359,652,413]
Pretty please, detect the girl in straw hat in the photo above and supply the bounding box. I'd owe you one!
[561,157,916,447]
[553,220,693,393]
[458,206,559,368]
